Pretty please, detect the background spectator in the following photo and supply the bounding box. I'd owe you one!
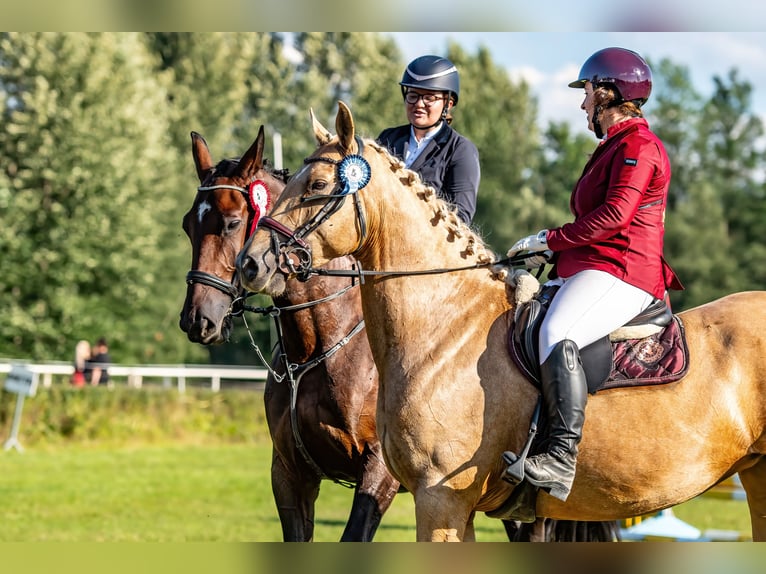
[87,337,111,386]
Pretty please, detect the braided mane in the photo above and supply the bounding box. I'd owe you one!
[366,140,497,266]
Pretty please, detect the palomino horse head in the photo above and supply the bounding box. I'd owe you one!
[237,101,485,296]
[237,103,369,296]
[180,127,288,344]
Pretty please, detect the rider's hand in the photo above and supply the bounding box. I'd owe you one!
[507,230,549,258]
[524,250,553,270]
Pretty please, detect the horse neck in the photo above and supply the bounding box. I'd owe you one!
[274,257,363,363]
[352,161,510,361]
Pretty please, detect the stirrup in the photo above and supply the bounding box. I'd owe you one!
[501,396,542,485]
[502,450,525,484]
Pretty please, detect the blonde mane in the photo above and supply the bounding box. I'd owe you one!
[366,139,497,266]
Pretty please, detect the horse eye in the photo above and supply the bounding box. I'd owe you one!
[225,219,242,233]
[311,180,328,192]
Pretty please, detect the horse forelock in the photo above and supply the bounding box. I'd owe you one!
[205,157,290,187]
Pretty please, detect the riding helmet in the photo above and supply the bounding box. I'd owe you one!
[400,55,460,105]
[568,47,652,106]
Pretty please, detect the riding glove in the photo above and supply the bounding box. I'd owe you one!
[507,230,549,258]
[524,250,553,269]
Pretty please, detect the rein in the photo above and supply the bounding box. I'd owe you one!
[300,254,539,282]
[254,137,542,282]
[240,280,364,489]
[258,136,369,281]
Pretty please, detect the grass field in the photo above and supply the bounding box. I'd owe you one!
[0,442,753,542]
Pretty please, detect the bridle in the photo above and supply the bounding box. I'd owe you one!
[185,178,271,315]
[258,135,370,282]
[255,136,537,282]
[238,278,365,487]
[186,173,365,485]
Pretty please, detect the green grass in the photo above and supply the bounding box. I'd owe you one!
[0,442,753,542]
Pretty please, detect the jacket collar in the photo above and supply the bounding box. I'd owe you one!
[604,117,648,140]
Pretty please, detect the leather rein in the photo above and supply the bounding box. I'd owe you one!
[256,137,534,282]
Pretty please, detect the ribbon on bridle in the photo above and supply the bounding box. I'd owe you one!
[258,136,370,282]
[186,178,272,308]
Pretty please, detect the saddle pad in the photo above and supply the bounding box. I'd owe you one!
[508,315,690,394]
[599,316,689,391]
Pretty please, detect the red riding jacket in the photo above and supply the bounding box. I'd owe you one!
[546,117,683,300]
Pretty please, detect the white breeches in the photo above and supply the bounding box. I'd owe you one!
[538,269,654,364]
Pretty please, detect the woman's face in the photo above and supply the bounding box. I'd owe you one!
[581,82,597,133]
[404,88,449,131]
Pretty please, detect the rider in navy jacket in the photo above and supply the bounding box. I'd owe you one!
[377,55,480,225]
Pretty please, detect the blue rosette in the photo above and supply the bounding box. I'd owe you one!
[337,154,371,195]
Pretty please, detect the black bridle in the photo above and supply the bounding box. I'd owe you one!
[258,136,369,282]
[187,176,366,485]
[255,137,543,282]
[185,181,265,316]
[239,278,364,487]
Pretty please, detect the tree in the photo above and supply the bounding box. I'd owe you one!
[438,43,542,254]
[651,61,766,310]
[0,32,190,361]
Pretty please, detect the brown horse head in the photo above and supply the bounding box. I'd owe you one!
[238,103,380,296]
[180,127,288,344]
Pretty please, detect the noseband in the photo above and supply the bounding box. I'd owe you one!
[258,136,370,282]
[186,178,271,315]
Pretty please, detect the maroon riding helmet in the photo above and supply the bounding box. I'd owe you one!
[568,47,652,107]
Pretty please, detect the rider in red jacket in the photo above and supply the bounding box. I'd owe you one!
[547,116,683,299]
[503,47,682,502]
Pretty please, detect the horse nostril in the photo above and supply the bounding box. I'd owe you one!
[238,254,257,282]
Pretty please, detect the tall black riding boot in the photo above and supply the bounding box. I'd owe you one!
[522,339,587,502]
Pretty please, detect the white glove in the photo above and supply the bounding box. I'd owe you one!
[507,230,549,258]
[524,250,553,269]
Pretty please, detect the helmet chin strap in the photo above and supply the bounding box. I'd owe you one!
[592,99,625,139]
[592,105,605,139]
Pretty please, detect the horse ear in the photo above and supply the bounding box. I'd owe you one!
[335,101,356,155]
[191,131,214,183]
[311,108,333,145]
[238,125,266,180]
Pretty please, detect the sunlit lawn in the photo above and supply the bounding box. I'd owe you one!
[0,443,751,542]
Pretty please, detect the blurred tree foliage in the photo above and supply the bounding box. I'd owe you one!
[0,33,764,366]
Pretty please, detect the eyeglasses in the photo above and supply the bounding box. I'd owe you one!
[404,92,445,106]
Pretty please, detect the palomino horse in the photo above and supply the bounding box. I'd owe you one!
[181,127,617,542]
[237,101,766,542]
[180,127,399,541]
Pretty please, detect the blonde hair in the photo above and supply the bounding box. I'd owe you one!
[593,85,644,118]
[74,340,91,371]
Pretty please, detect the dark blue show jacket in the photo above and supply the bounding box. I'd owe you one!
[377,122,480,224]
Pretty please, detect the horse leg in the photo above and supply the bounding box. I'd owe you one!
[737,460,766,541]
[340,445,400,542]
[501,518,548,541]
[413,488,475,541]
[464,511,477,542]
[270,449,320,541]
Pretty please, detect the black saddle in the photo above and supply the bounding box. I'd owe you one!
[511,286,682,394]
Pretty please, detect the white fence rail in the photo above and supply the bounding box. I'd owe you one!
[0,360,268,393]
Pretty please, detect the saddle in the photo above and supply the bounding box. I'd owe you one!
[487,284,690,523]
[509,285,689,394]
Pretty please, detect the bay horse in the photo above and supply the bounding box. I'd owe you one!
[236,101,766,542]
[180,127,399,541]
[180,126,618,542]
